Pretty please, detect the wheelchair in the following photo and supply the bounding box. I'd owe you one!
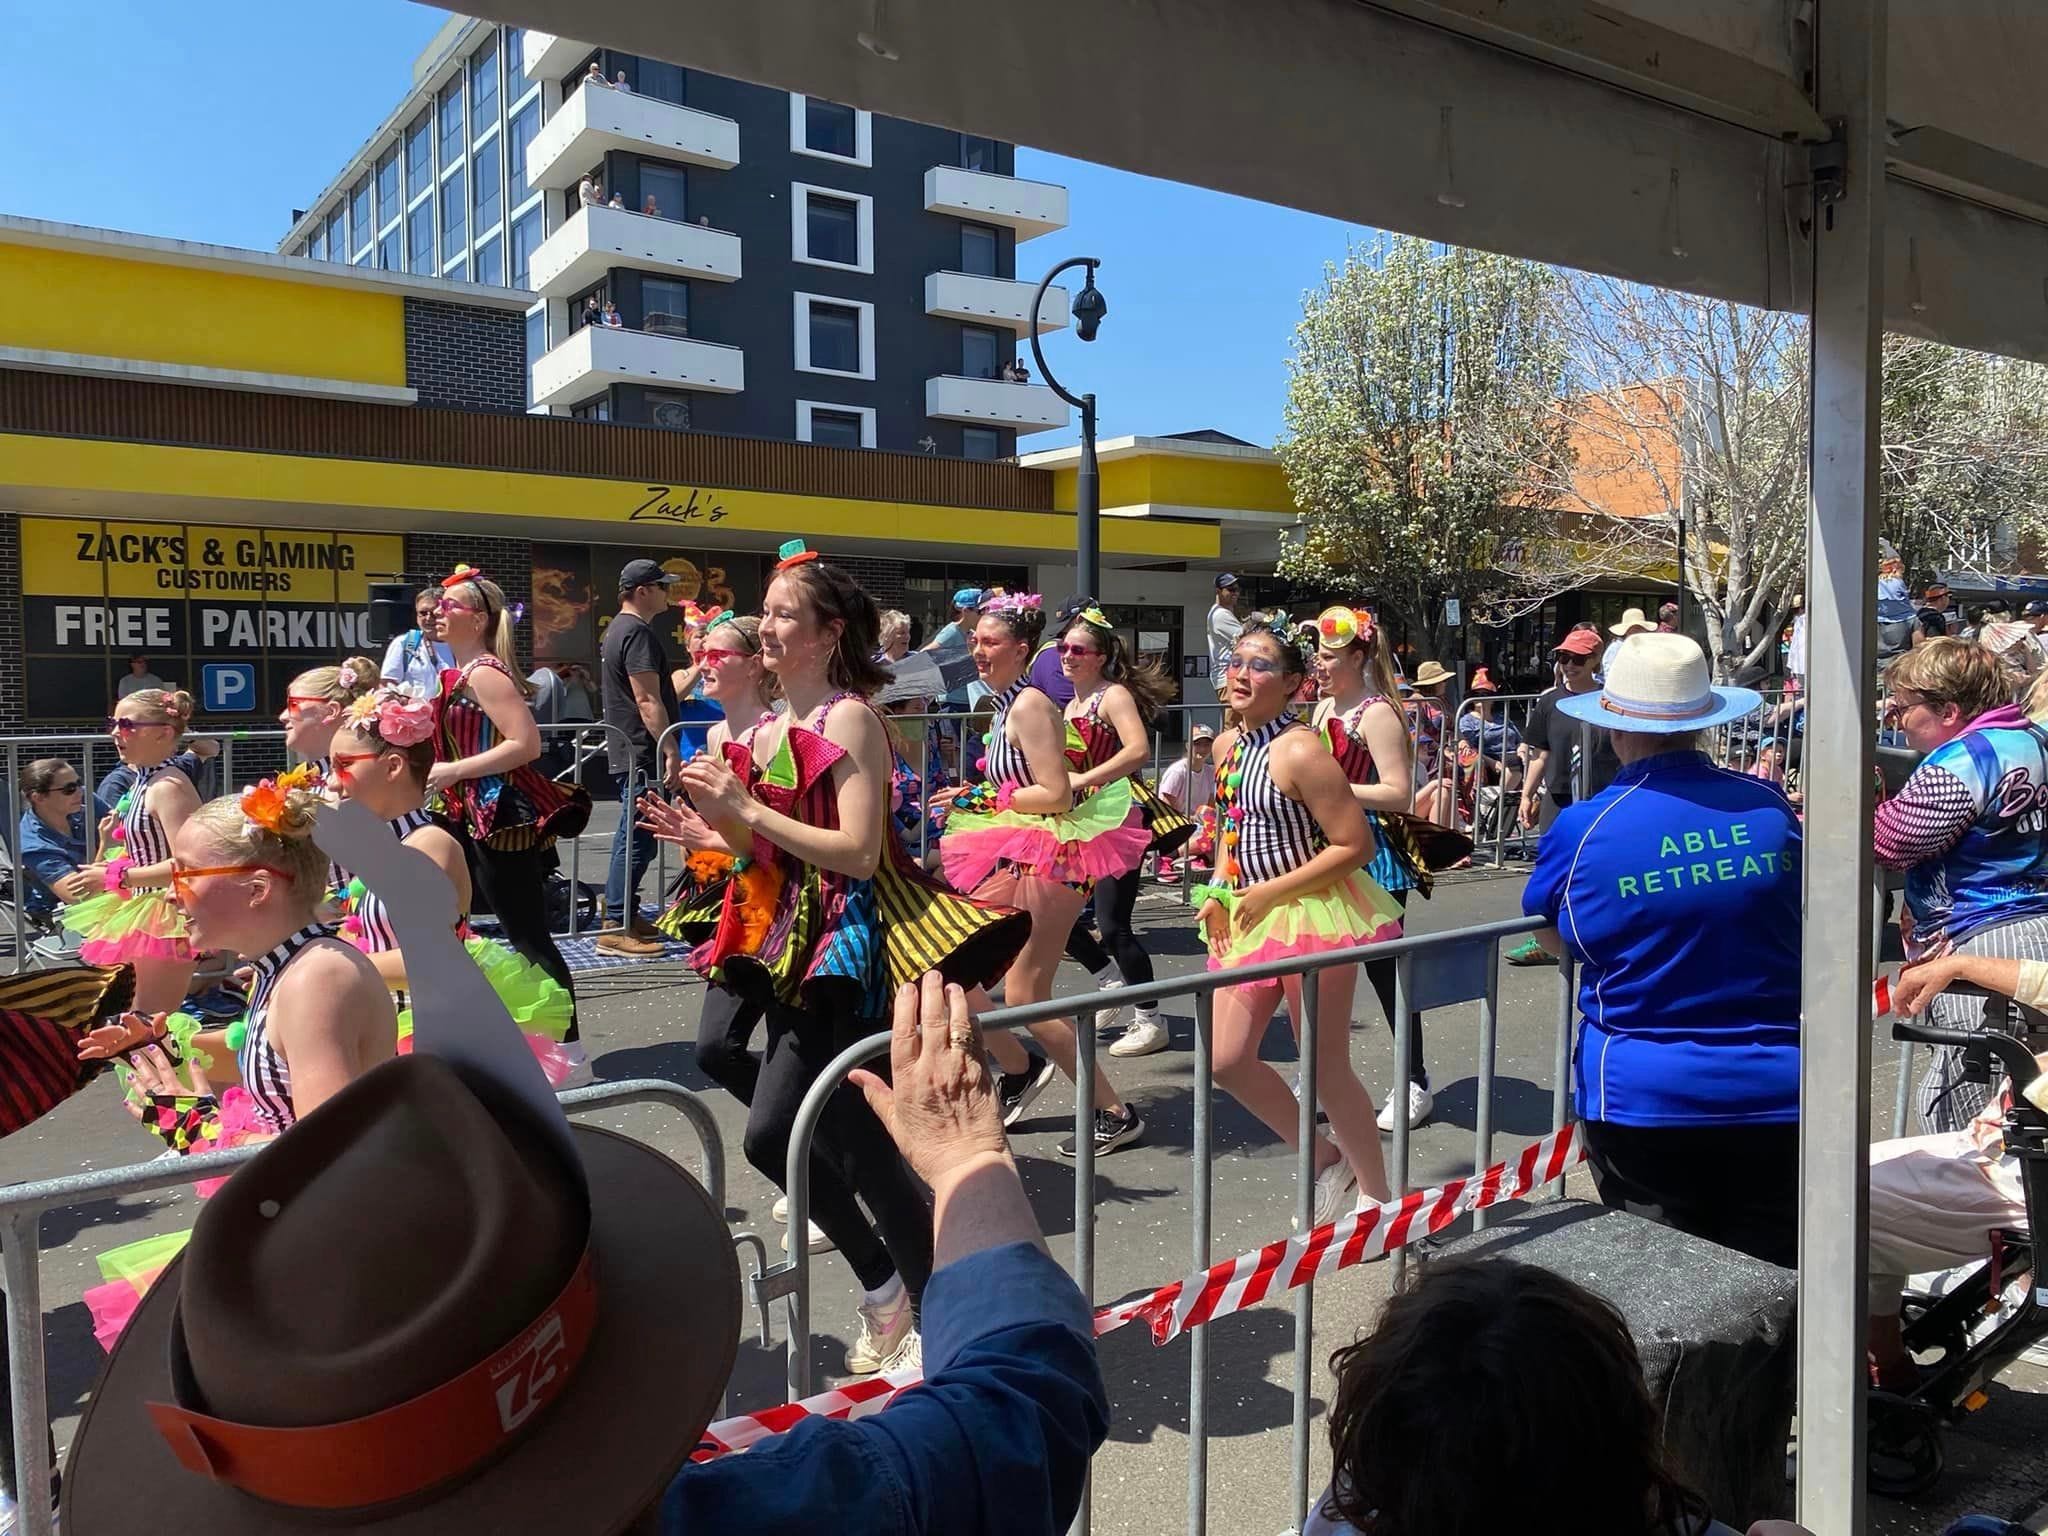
[1868,1002,2048,1497]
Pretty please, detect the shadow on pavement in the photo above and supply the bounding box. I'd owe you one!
[1097,1306,1319,1444]
[35,1196,167,1251]
[1428,1074,1556,1137]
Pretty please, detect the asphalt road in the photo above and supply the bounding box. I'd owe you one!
[2,865,2044,1532]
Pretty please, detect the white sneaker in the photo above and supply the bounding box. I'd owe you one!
[1108,1012,1169,1057]
[883,1327,923,1375]
[771,1194,788,1223]
[782,1219,834,1255]
[1309,1157,1360,1229]
[1092,975,1134,1036]
[846,1293,916,1375]
[1376,1080,1435,1132]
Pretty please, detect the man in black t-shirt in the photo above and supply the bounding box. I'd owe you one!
[1912,581,1954,645]
[1509,629,1621,965]
[598,559,681,955]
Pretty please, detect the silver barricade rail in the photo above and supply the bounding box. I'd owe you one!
[764,911,1570,1536]
[0,1078,725,1536]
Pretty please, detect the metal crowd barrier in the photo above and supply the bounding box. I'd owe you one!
[0,1077,725,1536]
[765,911,1570,1536]
[0,719,640,966]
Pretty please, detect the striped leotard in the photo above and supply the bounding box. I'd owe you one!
[344,808,438,954]
[237,923,345,1133]
[1222,716,1324,888]
[118,763,176,866]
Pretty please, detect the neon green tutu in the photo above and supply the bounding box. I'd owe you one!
[396,936,574,1042]
[62,887,192,963]
[1193,867,1404,974]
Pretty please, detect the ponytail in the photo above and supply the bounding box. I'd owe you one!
[444,575,533,697]
[1067,615,1175,720]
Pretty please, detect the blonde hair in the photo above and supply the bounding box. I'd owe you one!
[444,575,531,696]
[1320,619,1405,704]
[706,616,780,700]
[878,610,911,649]
[118,688,194,734]
[289,657,379,708]
[1886,637,2010,722]
[189,791,329,908]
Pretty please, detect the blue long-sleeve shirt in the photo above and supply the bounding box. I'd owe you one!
[661,1241,1107,1534]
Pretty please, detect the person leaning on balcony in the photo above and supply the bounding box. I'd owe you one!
[582,59,608,89]
[601,301,624,328]
[607,193,626,210]
[613,69,631,92]
[643,194,660,217]
[578,174,602,209]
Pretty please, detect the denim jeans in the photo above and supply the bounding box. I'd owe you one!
[606,765,657,924]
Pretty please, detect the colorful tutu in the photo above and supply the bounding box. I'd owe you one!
[397,936,575,1044]
[62,887,192,963]
[941,777,1152,891]
[86,1229,192,1353]
[1193,867,1404,977]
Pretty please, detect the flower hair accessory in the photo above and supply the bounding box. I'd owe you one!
[336,662,361,691]
[346,684,437,748]
[240,762,324,839]
[775,538,819,570]
[440,563,485,590]
[982,591,1043,616]
[1316,605,1377,650]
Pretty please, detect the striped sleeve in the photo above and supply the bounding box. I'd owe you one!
[1873,764,1977,869]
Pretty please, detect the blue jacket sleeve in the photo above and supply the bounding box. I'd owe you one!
[661,1243,1108,1536]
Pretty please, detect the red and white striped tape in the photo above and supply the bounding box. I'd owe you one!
[693,1122,1585,1460]
[1874,973,1893,1018]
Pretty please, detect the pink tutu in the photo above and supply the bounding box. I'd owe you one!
[941,779,1152,890]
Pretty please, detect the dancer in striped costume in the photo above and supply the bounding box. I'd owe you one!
[431,566,590,1049]
[63,689,201,1014]
[643,542,1026,1375]
[1196,618,1404,1226]
[277,656,377,774]
[1310,605,1435,1132]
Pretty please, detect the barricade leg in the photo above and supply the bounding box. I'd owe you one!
[1472,942,1502,1230]
[3,1213,52,1536]
[1890,1034,1915,1140]
[1188,989,1213,1536]
[1388,954,1414,1288]
[1290,968,1320,1535]
[1550,953,1575,1196]
[1071,969,1098,1536]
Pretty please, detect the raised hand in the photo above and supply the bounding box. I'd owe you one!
[636,792,730,853]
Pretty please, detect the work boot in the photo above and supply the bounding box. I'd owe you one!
[596,930,663,958]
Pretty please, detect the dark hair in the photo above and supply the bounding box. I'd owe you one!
[1324,1258,1708,1536]
[1237,618,1310,681]
[1065,616,1175,720]
[20,757,74,797]
[771,560,892,695]
[979,601,1047,651]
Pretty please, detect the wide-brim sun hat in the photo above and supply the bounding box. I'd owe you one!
[1557,632,1761,734]
[1411,660,1454,687]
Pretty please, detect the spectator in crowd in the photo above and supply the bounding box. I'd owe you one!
[1521,634,1799,1266]
[601,299,625,326]
[578,174,603,209]
[606,193,626,211]
[599,559,682,957]
[643,194,660,217]
[1011,360,1031,384]
[1309,1257,1758,1536]
[1960,604,1988,644]
[1507,630,1618,965]
[16,758,90,919]
[2028,598,2048,637]
[557,662,598,721]
[1207,574,1244,717]
[877,609,912,663]
[1982,618,2043,693]
[1458,667,1524,843]
[582,59,608,89]
[922,586,982,702]
[613,69,631,91]
[1877,553,1916,658]
[1878,638,2048,1131]
[1405,661,1456,827]
[114,655,166,700]
[697,214,712,227]
[1604,608,1655,675]
[579,294,602,329]
[1913,580,1954,645]
[1154,725,1216,882]
[380,586,455,696]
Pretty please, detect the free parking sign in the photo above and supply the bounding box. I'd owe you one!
[201,663,257,714]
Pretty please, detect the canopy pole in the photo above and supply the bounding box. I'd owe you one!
[1797,0,1885,1528]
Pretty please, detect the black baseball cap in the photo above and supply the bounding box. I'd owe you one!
[2025,600,2048,618]
[619,559,681,592]
[1214,573,1240,589]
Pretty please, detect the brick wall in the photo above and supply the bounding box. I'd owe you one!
[403,532,536,669]
[836,555,906,609]
[0,514,22,733]
[402,297,527,414]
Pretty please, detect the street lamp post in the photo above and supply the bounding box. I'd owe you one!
[1029,257,1108,598]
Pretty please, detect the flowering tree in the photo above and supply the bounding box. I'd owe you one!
[1276,237,1596,658]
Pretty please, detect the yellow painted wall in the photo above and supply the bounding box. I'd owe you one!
[0,244,407,387]
[1055,452,1295,515]
[0,435,1221,561]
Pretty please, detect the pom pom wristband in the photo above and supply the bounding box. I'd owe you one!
[102,855,135,894]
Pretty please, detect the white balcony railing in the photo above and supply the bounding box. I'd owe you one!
[529,205,742,298]
[532,324,745,409]
[922,166,1069,241]
[925,374,1069,435]
[923,272,1069,335]
[527,85,741,192]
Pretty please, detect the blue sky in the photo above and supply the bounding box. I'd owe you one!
[0,0,1378,448]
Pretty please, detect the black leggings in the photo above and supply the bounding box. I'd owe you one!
[743,983,933,1297]
[695,983,764,1103]
[462,832,579,1042]
[1063,868,1154,987]
[1363,888,1426,1085]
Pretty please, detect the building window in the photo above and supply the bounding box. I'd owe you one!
[378,229,401,271]
[408,198,436,274]
[349,177,373,255]
[639,161,686,222]
[470,37,498,126]
[504,26,529,102]
[572,397,611,422]
[473,143,501,233]
[406,112,433,201]
[960,134,1000,172]
[325,207,346,263]
[793,183,873,273]
[570,281,609,331]
[961,223,999,278]
[376,149,401,229]
[440,169,466,260]
[645,390,693,431]
[510,207,542,290]
[438,80,464,165]
[962,427,1002,460]
[308,224,325,262]
[525,307,547,404]
[792,96,870,165]
[507,98,539,208]
[475,233,503,286]
[795,293,874,379]
[639,58,685,104]
[642,276,690,337]
[798,401,874,448]
[961,325,1004,380]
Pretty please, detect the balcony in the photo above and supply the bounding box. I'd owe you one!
[924,272,1068,335]
[530,205,742,298]
[520,31,590,84]
[925,375,1069,435]
[923,166,1068,241]
[532,325,744,409]
[527,85,741,192]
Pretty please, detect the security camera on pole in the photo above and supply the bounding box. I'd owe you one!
[1029,258,1109,598]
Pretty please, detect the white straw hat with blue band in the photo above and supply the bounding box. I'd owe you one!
[1557,633,1762,734]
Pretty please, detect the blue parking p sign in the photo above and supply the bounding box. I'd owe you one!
[202,663,257,714]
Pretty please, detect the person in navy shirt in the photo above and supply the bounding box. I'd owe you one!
[1522,633,1800,1267]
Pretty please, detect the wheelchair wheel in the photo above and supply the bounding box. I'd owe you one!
[1868,1394,1945,1499]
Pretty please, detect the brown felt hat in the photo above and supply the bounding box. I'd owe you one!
[64,1054,738,1534]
